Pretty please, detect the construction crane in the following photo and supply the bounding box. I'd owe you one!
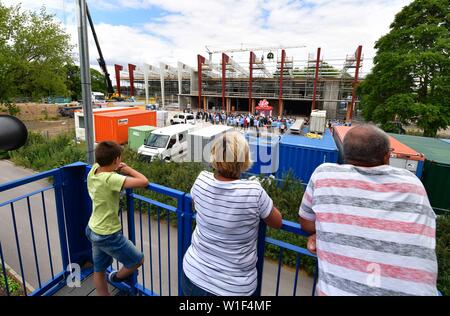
[205,44,307,61]
[86,4,115,98]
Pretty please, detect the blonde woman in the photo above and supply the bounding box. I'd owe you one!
[182,131,282,296]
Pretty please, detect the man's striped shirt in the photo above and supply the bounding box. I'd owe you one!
[183,171,273,296]
[299,163,438,296]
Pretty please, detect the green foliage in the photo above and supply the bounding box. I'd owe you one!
[358,0,450,137]
[0,150,9,159]
[9,132,86,172]
[66,65,108,101]
[437,215,450,296]
[0,3,73,102]
[259,172,317,274]
[0,268,23,296]
[0,102,21,116]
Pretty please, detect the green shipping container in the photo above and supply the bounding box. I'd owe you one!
[389,133,450,213]
[128,126,157,152]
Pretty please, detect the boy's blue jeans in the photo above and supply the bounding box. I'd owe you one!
[85,226,144,273]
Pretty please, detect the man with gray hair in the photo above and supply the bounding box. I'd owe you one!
[298,124,438,296]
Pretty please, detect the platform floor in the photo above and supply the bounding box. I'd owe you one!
[54,274,121,296]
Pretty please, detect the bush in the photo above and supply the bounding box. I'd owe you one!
[0,268,23,296]
[0,150,9,159]
[9,132,86,171]
[437,215,450,296]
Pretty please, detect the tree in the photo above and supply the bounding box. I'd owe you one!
[0,3,73,103]
[358,0,450,137]
[66,65,107,101]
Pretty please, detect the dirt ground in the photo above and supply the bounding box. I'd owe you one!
[0,103,75,138]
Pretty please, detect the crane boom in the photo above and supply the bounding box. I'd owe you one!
[86,4,114,96]
[206,44,306,55]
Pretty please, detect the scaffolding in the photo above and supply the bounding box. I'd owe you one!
[117,45,364,119]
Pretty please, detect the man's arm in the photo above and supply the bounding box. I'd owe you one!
[117,163,149,189]
[299,216,316,235]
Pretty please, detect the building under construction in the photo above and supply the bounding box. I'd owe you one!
[115,45,364,121]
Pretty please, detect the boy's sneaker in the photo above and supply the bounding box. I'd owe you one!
[108,270,135,284]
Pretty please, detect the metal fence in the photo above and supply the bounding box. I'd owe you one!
[0,162,316,296]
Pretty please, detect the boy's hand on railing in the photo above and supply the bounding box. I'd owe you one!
[116,162,128,173]
[307,233,317,254]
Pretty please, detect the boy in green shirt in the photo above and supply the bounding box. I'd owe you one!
[86,141,148,296]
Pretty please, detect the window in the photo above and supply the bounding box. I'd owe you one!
[167,136,177,149]
[145,134,169,148]
[78,116,85,129]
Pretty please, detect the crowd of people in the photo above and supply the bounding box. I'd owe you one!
[84,125,438,297]
[196,110,296,134]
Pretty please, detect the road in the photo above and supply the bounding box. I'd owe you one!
[0,160,314,296]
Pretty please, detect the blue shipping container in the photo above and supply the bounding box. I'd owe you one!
[277,129,338,183]
[246,135,281,175]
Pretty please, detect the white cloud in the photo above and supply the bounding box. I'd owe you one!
[2,0,414,77]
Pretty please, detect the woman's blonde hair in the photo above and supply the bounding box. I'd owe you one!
[210,131,252,179]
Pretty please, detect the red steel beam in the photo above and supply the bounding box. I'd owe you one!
[347,45,363,122]
[249,52,255,113]
[197,55,206,111]
[278,49,286,117]
[128,63,136,97]
[312,47,321,111]
[114,64,123,97]
[222,53,229,112]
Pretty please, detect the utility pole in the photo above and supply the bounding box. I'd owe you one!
[77,0,95,164]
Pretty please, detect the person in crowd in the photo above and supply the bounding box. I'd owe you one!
[182,131,283,296]
[85,141,149,296]
[298,125,438,296]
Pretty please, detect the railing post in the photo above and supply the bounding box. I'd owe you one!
[255,221,267,296]
[53,169,70,275]
[58,163,93,267]
[126,188,137,294]
[178,194,194,296]
[177,194,185,296]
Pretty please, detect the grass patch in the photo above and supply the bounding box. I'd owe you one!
[0,268,24,296]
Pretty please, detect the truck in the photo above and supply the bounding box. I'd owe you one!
[92,92,106,105]
[187,125,232,163]
[137,124,196,162]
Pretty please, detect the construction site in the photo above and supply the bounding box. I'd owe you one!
[114,45,365,121]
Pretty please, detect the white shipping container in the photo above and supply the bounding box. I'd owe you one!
[156,111,169,127]
[310,110,327,133]
[289,118,304,134]
[187,125,232,163]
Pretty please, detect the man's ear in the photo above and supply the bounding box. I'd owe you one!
[383,152,390,165]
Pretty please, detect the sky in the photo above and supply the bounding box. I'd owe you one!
[3,0,414,76]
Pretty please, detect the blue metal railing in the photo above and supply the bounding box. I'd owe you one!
[0,162,317,296]
[0,168,70,296]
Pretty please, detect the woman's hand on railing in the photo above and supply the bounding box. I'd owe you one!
[307,233,317,254]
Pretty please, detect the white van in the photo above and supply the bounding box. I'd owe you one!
[170,113,196,125]
[137,124,196,162]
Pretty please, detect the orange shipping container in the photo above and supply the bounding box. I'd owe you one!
[94,109,157,144]
[332,125,425,177]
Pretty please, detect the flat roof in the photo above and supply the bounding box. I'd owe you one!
[151,124,196,135]
[280,129,337,151]
[189,125,232,137]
